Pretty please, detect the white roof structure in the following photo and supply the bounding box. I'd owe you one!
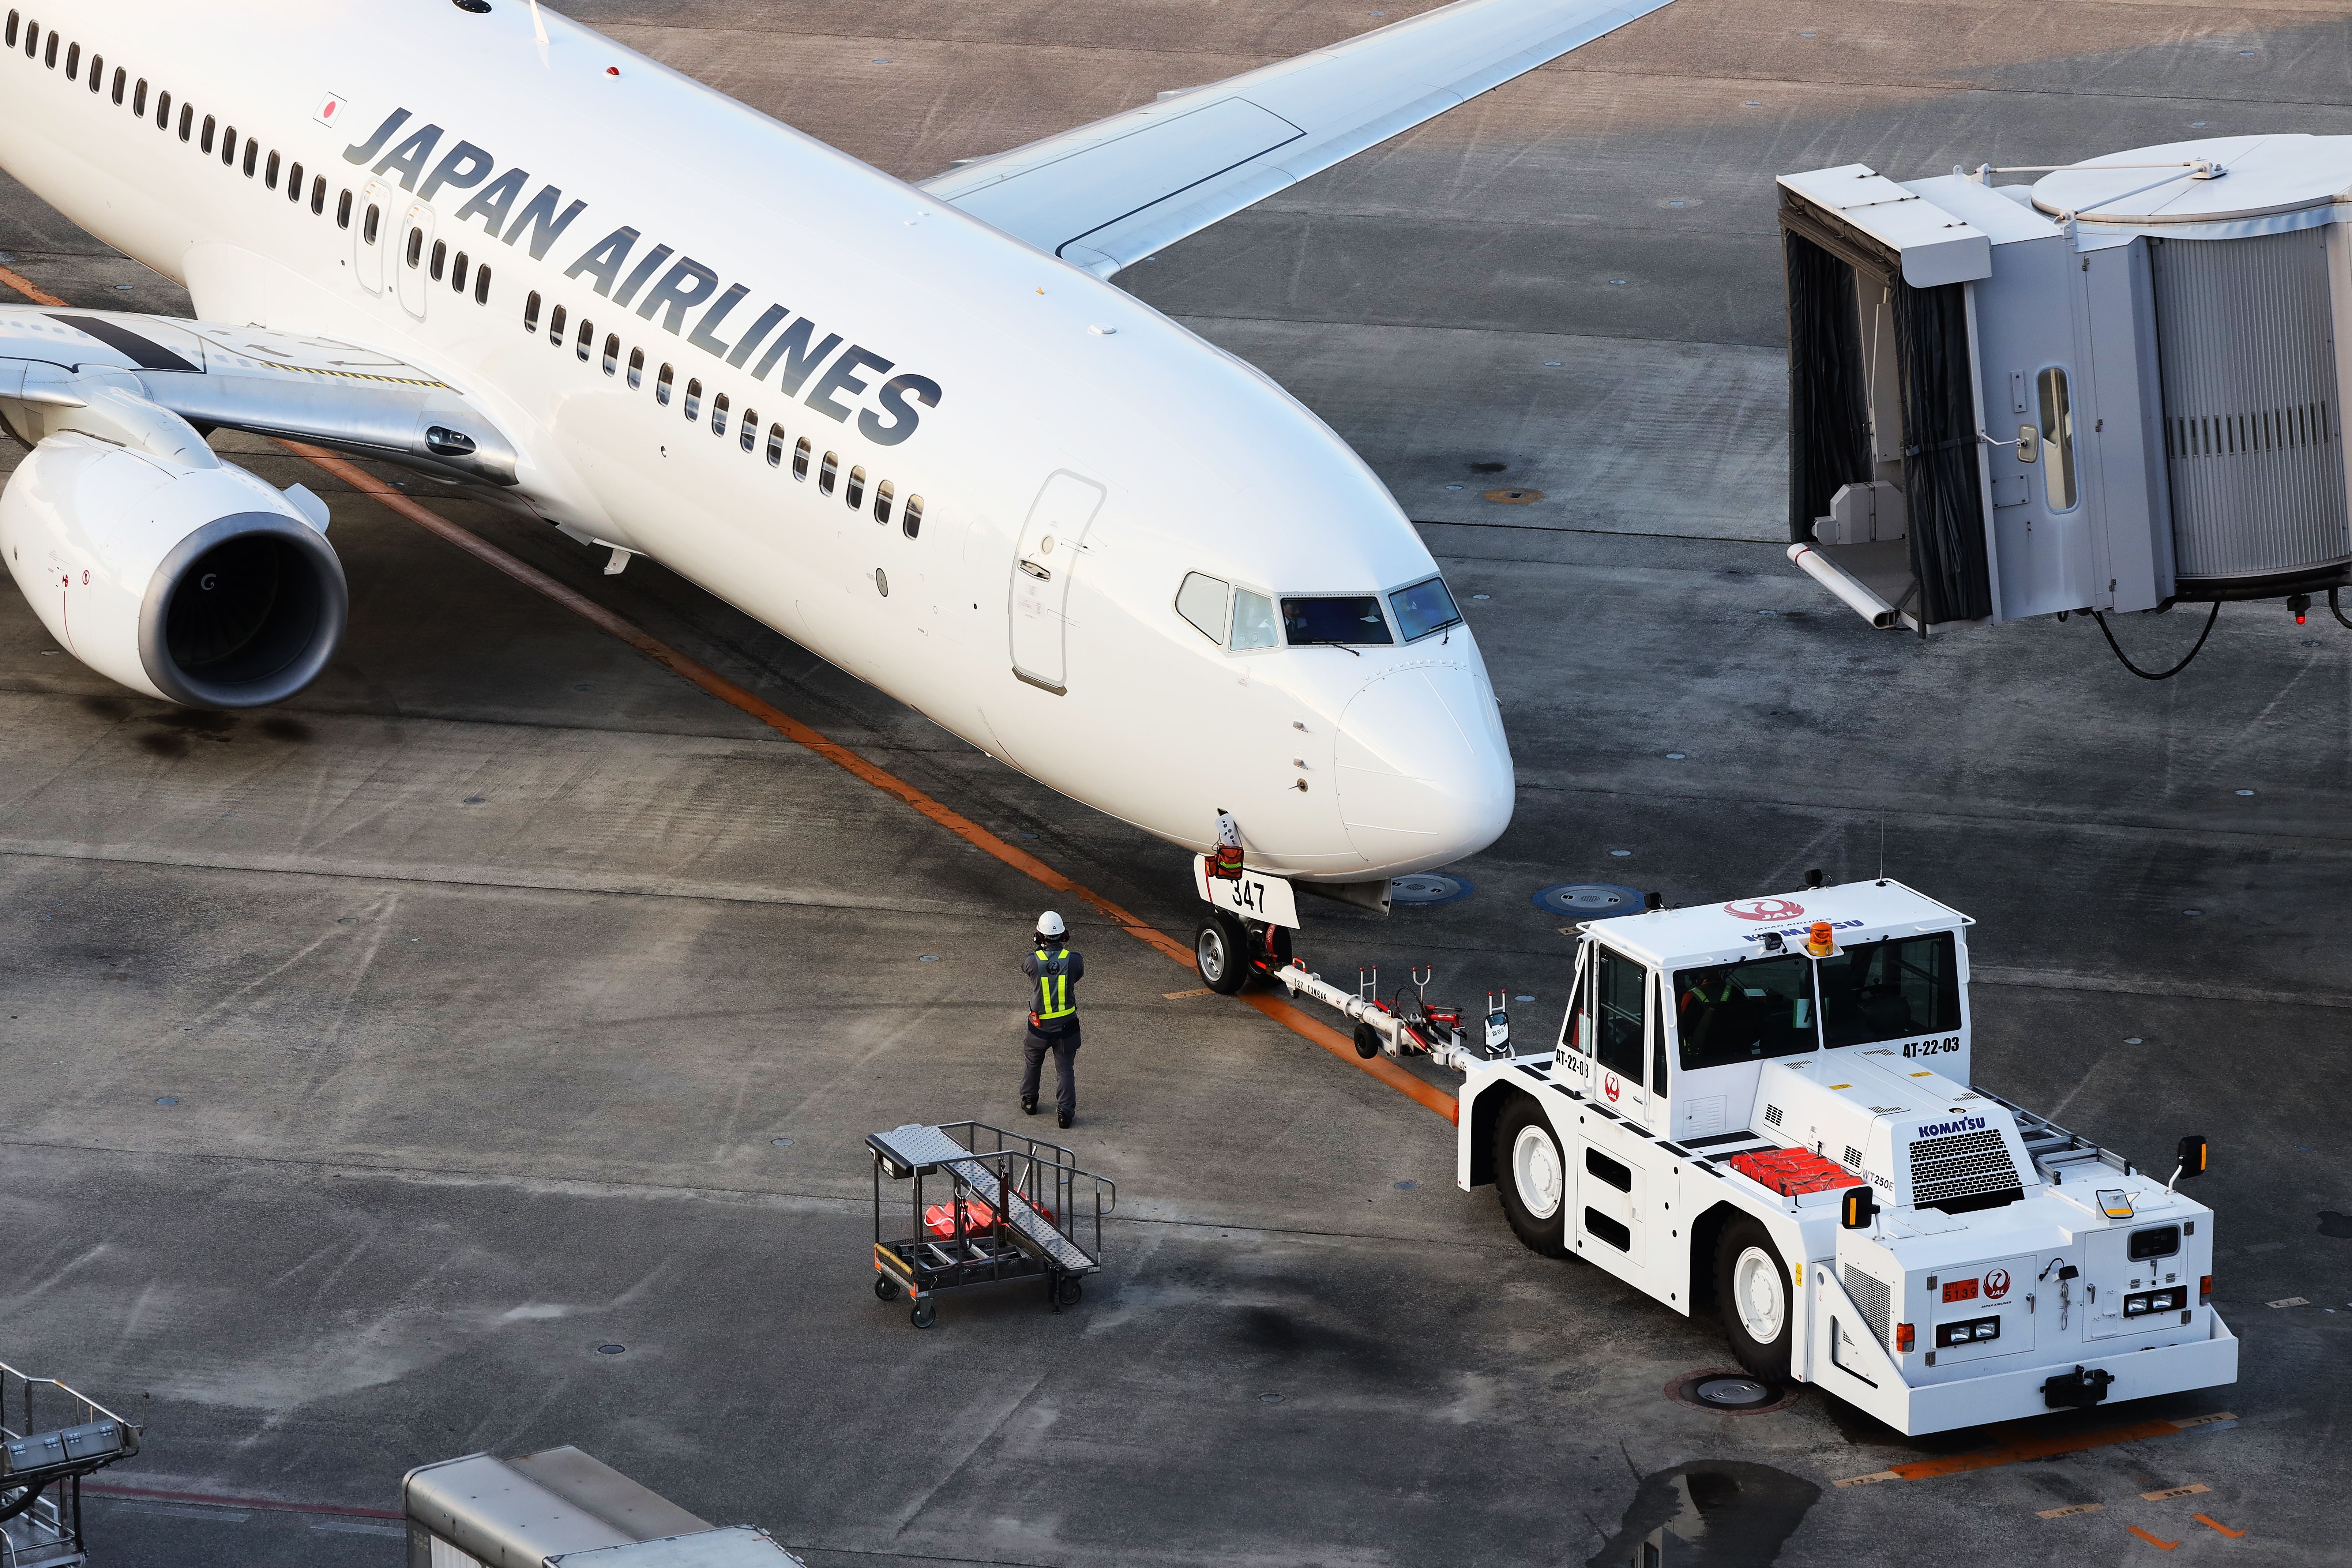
[1577,879,1972,971]
[2033,134,2352,235]
[1777,164,1994,285]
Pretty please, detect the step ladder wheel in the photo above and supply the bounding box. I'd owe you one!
[1714,1216,1794,1381]
[1494,1094,1570,1258]
[1195,911,1248,994]
[910,1298,936,1330]
[1352,1021,1382,1060]
[1056,1274,1084,1308]
[874,1275,899,1302]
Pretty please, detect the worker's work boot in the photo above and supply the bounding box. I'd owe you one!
[1021,1099,1037,1116]
[1057,1110,1073,1129]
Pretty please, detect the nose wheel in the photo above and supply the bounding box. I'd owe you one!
[1195,911,1248,994]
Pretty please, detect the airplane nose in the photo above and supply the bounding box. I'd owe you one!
[1332,659,1515,875]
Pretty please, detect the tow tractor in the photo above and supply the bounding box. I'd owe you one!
[1190,862,2236,1435]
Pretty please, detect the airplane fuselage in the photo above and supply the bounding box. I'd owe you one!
[0,1,1514,881]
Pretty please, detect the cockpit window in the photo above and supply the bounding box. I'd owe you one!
[1175,572,1228,644]
[1281,596,1393,646]
[1230,589,1278,650]
[1389,576,1461,641]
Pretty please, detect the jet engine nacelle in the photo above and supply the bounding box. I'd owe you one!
[1,407,347,707]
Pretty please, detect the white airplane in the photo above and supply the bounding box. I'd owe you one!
[0,0,1664,888]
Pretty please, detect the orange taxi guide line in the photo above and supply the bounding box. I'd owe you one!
[1889,1416,2187,1480]
[2124,1526,2180,1550]
[0,262,68,306]
[270,437,1457,1120]
[2193,1515,2246,1538]
[1247,993,1461,1123]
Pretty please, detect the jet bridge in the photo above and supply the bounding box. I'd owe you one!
[403,1446,805,1568]
[1779,135,2352,647]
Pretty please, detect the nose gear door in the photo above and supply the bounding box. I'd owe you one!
[1009,470,1105,693]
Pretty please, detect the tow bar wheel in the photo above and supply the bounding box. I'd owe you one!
[1714,1215,1793,1380]
[1195,911,1247,994]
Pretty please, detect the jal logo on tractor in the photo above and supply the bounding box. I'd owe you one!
[1603,1073,1622,1103]
[1984,1268,2012,1301]
[1724,898,1804,922]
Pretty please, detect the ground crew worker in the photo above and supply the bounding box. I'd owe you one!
[1021,911,1084,1128]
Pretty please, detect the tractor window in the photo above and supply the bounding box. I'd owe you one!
[1674,954,1818,1070]
[1593,947,1647,1082]
[1818,932,1961,1049]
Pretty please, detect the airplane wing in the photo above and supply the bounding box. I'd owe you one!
[918,0,1673,278]
[0,307,519,487]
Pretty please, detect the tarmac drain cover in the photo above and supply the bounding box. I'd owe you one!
[1691,1376,1772,1409]
[1390,873,1472,906]
[1666,1368,1799,1415]
[1532,882,1643,919]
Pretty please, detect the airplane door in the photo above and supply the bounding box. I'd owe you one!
[1008,470,1104,693]
[354,181,393,295]
[395,200,435,319]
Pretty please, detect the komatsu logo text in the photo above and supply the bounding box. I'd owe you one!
[1914,1115,1988,1139]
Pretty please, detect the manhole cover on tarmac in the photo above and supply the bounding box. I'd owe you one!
[1390,873,1472,906]
[1533,882,1644,920]
[1665,1368,1802,1416]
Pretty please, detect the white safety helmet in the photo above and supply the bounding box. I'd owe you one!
[1035,910,1067,938]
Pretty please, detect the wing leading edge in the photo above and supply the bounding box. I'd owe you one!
[920,0,1674,278]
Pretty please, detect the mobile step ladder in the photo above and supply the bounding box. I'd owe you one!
[1,1360,142,1568]
[868,1121,1114,1328]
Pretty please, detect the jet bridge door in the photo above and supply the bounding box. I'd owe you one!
[1008,470,1104,694]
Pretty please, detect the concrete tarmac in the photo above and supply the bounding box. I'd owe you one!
[4,0,2350,1564]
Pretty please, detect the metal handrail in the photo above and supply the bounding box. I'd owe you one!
[0,1361,139,1445]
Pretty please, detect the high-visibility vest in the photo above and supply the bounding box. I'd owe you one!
[1033,946,1077,1020]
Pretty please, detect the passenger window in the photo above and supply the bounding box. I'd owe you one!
[1389,576,1461,641]
[548,303,566,343]
[64,41,75,78]
[765,422,784,466]
[709,391,727,434]
[1674,954,1818,1071]
[132,79,146,116]
[1229,589,1279,650]
[306,173,322,212]
[452,252,469,292]
[845,465,865,508]
[1282,595,1393,646]
[1175,572,1230,644]
[601,334,618,375]
[4,15,16,50]
[1818,932,1961,1049]
[628,347,644,389]
[740,409,758,452]
[287,161,303,200]
[792,437,810,479]
[177,104,191,142]
[362,203,380,245]
[683,378,702,421]
[242,140,257,177]
[2038,367,2078,511]
[41,28,52,67]
[112,67,125,105]
[873,478,893,523]
[407,227,424,269]
[429,239,446,281]
[818,451,838,495]
[202,116,215,154]
[265,150,279,188]
[655,363,673,405]
[335,187,350,226]
[1593,947,1648,1083]
[902,494,923,540]
[473,264,491,304]
[523,291,541,334]
[576,318,593,361]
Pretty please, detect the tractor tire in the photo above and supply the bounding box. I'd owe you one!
[1494,1094,1570,1258]
[1715,1215,1794,1381]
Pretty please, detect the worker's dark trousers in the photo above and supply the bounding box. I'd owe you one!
[1021,1023,1081,1118]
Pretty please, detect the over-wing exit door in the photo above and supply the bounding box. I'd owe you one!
[1009,470,1105,693]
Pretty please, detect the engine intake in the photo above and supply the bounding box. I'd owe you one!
[143,512,345,706]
